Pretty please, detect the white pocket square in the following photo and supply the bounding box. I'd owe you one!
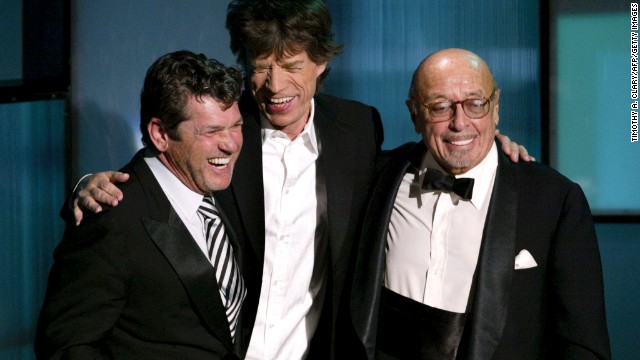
[514,249,537,270]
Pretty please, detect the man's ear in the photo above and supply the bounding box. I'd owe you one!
[492,89,500,126]
[148,118,169,152]
[406,99,421,134]
[316,61,328,77]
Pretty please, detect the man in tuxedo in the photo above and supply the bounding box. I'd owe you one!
[351,48,611,359]
[67,1,383,358]
[220,1,383,358]
[64,3,530,359]
[35,51,247,359]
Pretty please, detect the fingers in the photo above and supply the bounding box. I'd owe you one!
[71,171,130,226]
[80,187,107,209]
[508,143,536,163]
[98,171,128,203]
[78,170,128,207]
[84,171,128,204]
[72,194,102,226]
[72,203,84,226]
[517,145,535,162]
[109,172,130,195]
[495,129,536,163]
[507,139,520,163]
[495,129,514,157]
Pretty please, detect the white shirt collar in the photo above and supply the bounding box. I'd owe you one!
[144,154,205,220]
[421,142,498,209]
[260,98,319,154]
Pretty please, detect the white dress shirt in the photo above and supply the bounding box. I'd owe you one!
[384,143,498,313]
[245,99,328,360]
[144,155,211,262]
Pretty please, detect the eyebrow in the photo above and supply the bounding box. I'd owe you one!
[425,90,488,102]
[280,59,304,67]
[253,58,305,68]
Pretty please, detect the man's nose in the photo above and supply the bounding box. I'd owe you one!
[449,103,469,131]
[219,131,241,153]
[265,67,285,93]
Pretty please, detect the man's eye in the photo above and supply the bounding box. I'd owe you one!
[467,99,485,109]
[430,102,451,113]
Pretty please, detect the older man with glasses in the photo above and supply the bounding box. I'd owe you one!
[350,48,611,360]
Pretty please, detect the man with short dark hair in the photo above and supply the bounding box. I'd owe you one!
[65,3,532,359]
[35,51,246,359]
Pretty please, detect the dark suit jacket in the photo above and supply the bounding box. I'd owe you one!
[351,141,611,360]
[215,92,383,359]
[36,150,244,360]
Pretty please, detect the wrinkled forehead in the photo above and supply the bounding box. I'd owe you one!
[246,41,309,65]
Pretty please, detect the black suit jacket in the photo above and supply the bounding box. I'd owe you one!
[215,92,383,358]
[351,141,611,360]
[36,150,244,360]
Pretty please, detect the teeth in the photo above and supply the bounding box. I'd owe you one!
[208,158,230,166]
[270,96,293,104]
[450,138,473,146]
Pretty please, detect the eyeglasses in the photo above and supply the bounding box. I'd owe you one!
[415,90,496,123]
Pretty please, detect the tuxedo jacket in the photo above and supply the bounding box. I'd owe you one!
[215,92,383,358]
[351,141,611,360]
[36,150,245,360]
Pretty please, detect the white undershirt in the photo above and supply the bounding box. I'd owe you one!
[384,143,498,313]
[245,99,328,360]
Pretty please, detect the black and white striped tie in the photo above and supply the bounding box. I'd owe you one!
[197,195,246,341]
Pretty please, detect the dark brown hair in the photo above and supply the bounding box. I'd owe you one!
[139,50,242,147]
[226,0,343,87]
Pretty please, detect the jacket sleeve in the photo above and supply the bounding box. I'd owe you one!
[550,182,611,359]
[35,214,129,360]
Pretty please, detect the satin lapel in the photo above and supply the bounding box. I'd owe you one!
[143,215,233,349]
[129,154,234,350]
[351,142,422,358]
[230,98,266,264]
[314,102,351,268]
[460,150,518,360]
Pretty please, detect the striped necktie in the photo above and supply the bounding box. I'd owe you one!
[197,195,246,341]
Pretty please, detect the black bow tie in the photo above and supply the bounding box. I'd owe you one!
[422,168,475,200]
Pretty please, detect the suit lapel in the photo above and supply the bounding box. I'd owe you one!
[143,215,233,348]
[129,152,234,350]
[460,150,518,360]
[314,100,351,268]
[352,142,422,357]
[230,96,266,264]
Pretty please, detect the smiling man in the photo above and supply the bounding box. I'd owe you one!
[63,3,532,359]
[351,48,611,359]
[35,51,247,359]
[223,2,383,358]
[249,51,326,138]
